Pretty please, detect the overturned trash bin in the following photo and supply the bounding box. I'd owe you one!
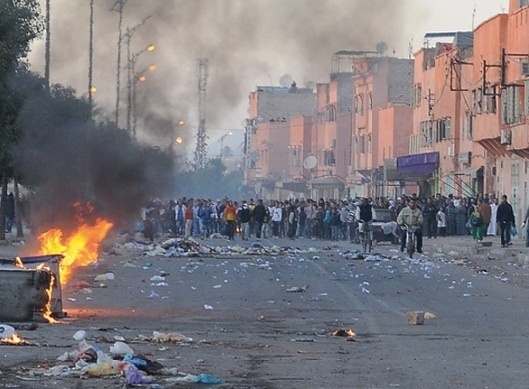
[0,254,65,322]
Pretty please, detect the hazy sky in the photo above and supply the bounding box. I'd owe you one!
[27,0,509,154]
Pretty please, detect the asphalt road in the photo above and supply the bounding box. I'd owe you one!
[1,235,529,388]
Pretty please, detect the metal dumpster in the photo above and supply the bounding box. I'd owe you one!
[0,254,64,322]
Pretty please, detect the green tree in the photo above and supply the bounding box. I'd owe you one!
[0,0,43,240]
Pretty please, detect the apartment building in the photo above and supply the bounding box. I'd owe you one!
[351,56,414,198]
[243,84,315,199]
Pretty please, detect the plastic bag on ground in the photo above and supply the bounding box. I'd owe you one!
[86,361,121,377]
[194,373,223,384]
[121,363,155,384]
[109,341,134,355]
[0,325,15,339]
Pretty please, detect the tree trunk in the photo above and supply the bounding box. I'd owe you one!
[14,176,23,238]
[0,175,7,241]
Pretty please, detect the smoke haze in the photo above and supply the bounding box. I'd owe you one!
[28,0,420,149]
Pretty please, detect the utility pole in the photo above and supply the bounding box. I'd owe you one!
[195,58,209,169]
[44,0,50,91]
[112,0,127,127]
[88,0,94,112]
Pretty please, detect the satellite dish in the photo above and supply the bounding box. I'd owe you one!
[279,74,293,87]
[303,156,317,169]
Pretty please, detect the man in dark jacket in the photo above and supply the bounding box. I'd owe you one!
[422,197,438,239]
[252,199,267,239]
[496,194,515,247]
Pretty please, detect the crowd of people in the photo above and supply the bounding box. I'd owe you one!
[139,192,521,250]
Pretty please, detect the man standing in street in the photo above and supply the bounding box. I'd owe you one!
[496,195,515,247]
[479,198,492,238]
[397,197,424,254]
[253,199,267,239]
[422,197,438,239]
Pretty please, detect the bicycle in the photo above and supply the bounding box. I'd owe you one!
[358,220,373,253]
[404,224,418,258]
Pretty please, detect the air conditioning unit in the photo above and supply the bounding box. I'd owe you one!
[500,129,512,145]
[521,62,529,76]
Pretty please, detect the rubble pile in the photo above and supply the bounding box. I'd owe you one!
[110,236,317,258]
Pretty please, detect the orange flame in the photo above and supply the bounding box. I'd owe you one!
[1,333,27,345]
[38,218,113,285]
[14,257,24,268]
[36,264,58,324]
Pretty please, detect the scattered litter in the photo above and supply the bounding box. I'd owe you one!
[204,304,214,310]
[94,272,115,281]
[150,275,166,282]
[109,341,134,356]
[406,311,425,325]
[152,331,192,343]
[73,330,87,341]
[424,312,436,320]
[194,373,223,384]
[286,285,309,293]
[0,324,15,339]
[290,338,314,342]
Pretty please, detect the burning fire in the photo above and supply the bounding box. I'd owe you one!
[38,210,113,285]
[36,263,59,324]
[332,329,356,338]
[1,333,29,345]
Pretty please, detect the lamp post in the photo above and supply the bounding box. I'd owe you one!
[219,131,233,161]
[131,61,156,138]
[111,0,127,126]
[124,16,152,133]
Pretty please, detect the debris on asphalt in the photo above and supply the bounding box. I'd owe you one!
[94,272,115,281]
[22,334,222,386]
[332,329,356,341]
[72,330,86,341]
[151,331,193,343]
[406,311,425,325]
[424,312,437,320]
[109,341,134,355]
[286,285,309,293]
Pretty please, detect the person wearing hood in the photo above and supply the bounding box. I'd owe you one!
[238,202,251,240]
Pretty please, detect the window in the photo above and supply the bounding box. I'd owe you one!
[323,149,335,166]
[464,112,473,140]
[502,85,522,124]
[413,84,422,108]
[473,88,483,115]
[486,86,497,114]
[359,135,365,154]
[356,94,364,115]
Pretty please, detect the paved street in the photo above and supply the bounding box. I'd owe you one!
[1,233,529,388]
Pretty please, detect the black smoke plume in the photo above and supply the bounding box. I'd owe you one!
[10,70,174,233]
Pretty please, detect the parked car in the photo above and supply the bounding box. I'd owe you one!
[372,209,397,243]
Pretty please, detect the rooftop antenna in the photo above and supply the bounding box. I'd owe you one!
[472,3,477,30]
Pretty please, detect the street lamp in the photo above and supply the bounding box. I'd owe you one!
[131,61,156,138]
[123,16,153,132]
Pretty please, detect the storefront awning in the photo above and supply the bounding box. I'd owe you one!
[452,165,483,178]
[310,176,345,187]
[396,152,439,177]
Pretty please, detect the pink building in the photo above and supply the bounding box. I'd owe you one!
[409,33,488,198]
[351,56,414,197]
[244,84,315,198]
